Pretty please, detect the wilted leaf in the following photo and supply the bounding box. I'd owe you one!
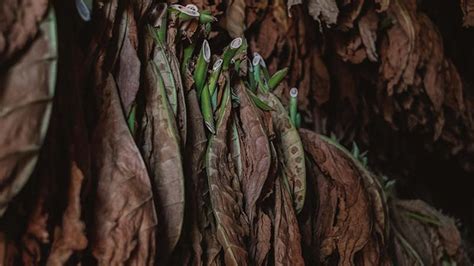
[140,62,185,263]
[46,162,87,265]
[460,0,474,26]
[273,176,304,265]
[358,9,379,62]
[113,8,141,115]
[307,0,339,26]
[300,128,388,265]
[391,199,472,265]
[0,7,57,216]
[235,82,271,221]
[206,82,249,265]
[0,0,49,63]
[90,74,158,265]
[226,0,246,37]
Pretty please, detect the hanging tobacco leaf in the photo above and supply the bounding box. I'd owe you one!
[140,61,185,263]
[0,0,49,64]
[90,74,158,265]
[273,175,304,265]
[205,79,249,265]
[46,162,87,265]
[299,128,389,265]
[0,7,57,216]
[391,199,472,265]
[235,81,271,221]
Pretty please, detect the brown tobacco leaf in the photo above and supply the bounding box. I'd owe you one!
[184,87,207,264]
[226,0,246,37]
[307,0,339,26]
[358,9,379,62]
[90,74,158,265]
[21,195,49,266]
[0,0,48,63]
[206,85,249,265]
[273,176,304,266]
[0,7,57,216]
[235,83,271,222]
[337,0,364,29]
[0,233,17,266]
[299,129,389,265]
[113,8,141,115]
[169,51,188,147]
[391,199,472,265]
[46,162,87,265]
[251,210,272,265]
[140,62,185,262]
[460,0,474,26]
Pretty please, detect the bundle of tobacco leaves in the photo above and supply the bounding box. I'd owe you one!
[0,0,472,265]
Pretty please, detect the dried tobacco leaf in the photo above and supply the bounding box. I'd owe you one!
[140,62,185,262]
[184,87,207,264]
[307,0,339,26]
[358,9,379,62]
[0,232,17,266]
[46,162,87,265]
[235,82,271,221]
[391,199,472,265]
[0,0,49,63]
[90,74,157,265]
[300,129,388,265]
[148,26,179,117]
[0,7,57,216]
[226,0,246,37]
[273,176,304,266]
[113,8,141,115]
[259,92,306,213]
[206,81,249,265]
[461,0,474,26]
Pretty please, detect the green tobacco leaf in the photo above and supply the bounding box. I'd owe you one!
[0,7,57,216]
[259,92,306,213]
[140,61,185,262]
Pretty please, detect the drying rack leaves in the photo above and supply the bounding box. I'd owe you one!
[0,0,49,63]
[0,7,57,217]
[139,61,185,263]
[299,129,389,265]
[235,82,271,222]
[391,199,472,265]
[273,176,305,265]
[206,83,249,265]
[46,162,87,265]
[113,8,141,115]
[90,74,158,265]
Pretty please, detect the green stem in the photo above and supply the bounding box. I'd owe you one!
[181,43,196,74]
[222,37,243,70]
[208,59,223,97]
[289,87,298,126]
[201,84,215,134]
[193,40,211,96]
